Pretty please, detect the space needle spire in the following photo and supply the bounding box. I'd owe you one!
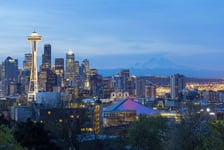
[27,31,42,102]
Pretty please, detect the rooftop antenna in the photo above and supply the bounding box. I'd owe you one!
[33,26,37,33]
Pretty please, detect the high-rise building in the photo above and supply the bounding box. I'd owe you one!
[38,71,47,91]
[0,62,5,96]
[21,53,32,94]
[127,75,136,96]
[66,49,75,84]
[55,58,64,87]
[102,77,113,99]
[27,31,42,102]
[74,61,80,75]
[170,74,185,100]
[136,77,146,97]
[38,69,57,92]
[23,53,32,70]
[46,69,57,92]
[145,83,156,99]
[20,69,30,94]
[82,59,90,76]
[112,74,122,90]
[121,69,130,90]
[41,44,51,70]
[90,69,98,76]
[4,57,18,96]
[90,73,103,97]
[0,62,4,83]
[82,59,90,90]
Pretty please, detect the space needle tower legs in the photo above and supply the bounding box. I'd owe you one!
[27,32,42,102]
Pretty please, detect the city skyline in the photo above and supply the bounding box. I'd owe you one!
[0,0,224,77]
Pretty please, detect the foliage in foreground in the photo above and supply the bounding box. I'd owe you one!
[127,111,224,150]
[14,119,60,150]
[0,125,26,150]
[128,115,168,150]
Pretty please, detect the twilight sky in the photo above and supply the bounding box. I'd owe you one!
[0,0,224,77]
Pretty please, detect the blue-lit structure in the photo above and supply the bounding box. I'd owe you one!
[104,98,157,115]
[103,98,157,127]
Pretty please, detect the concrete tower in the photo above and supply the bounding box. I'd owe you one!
[27,31,42,102]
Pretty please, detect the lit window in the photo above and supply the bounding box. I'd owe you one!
[70,114,75,119]
[47,111,51,115]
[59,119,63,123]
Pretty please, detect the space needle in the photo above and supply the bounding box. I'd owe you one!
[27,31,42,102]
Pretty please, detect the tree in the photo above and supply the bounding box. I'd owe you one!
[0,112,10,126]
[128,115,168,150]
[165,103,224,150]
[196,121,224,150]
[14,119,59,150]
[0,125,26,150]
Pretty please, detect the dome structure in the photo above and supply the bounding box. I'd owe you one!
[104,98,158,115]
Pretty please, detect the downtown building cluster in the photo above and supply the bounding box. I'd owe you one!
[0,37,186,135]
[2,33,224,137]
[0,49,186,102]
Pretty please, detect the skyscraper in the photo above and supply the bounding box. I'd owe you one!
[55,58,64,87]
[66,49,75,85]
[0,62,4,95]
[136,77,146,97]
[121,69,130,90]
[4,57,18,96]
[38,69,57,92]
[41,44,51,70]
[170,74,185,100]
[23,53,32,70]
[145,83,156,99]
[82,59,90,90]
[74,61,80,75]
[82,59,90,75]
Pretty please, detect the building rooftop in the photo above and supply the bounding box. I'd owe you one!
[104,98,157,115]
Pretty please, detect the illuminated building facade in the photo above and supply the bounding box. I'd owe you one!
[4,57,18,96]
[21,53,32,94]
[39,69,57,92]
[66,49,75,85]
[23,53,32,70]
[0,63,4,95]
[38,107,100,134]
[55,58,64,87]
[102,77,113,99]
[121,69,130,90]
[27,31,42,101]
[20,69,30,94]
[41,44,51,70]
[74,61,80,75]
[90,73,103,97]
[82,59,90,90]
[103,99,157,127]
[94,104,101,135]
[111,69,135,95]
[136,77,147,97]
[145,83,156,99]
[170,74,185,99]
[112,74,122,90]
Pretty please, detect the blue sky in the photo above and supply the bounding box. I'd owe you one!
[0,0,224,76]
